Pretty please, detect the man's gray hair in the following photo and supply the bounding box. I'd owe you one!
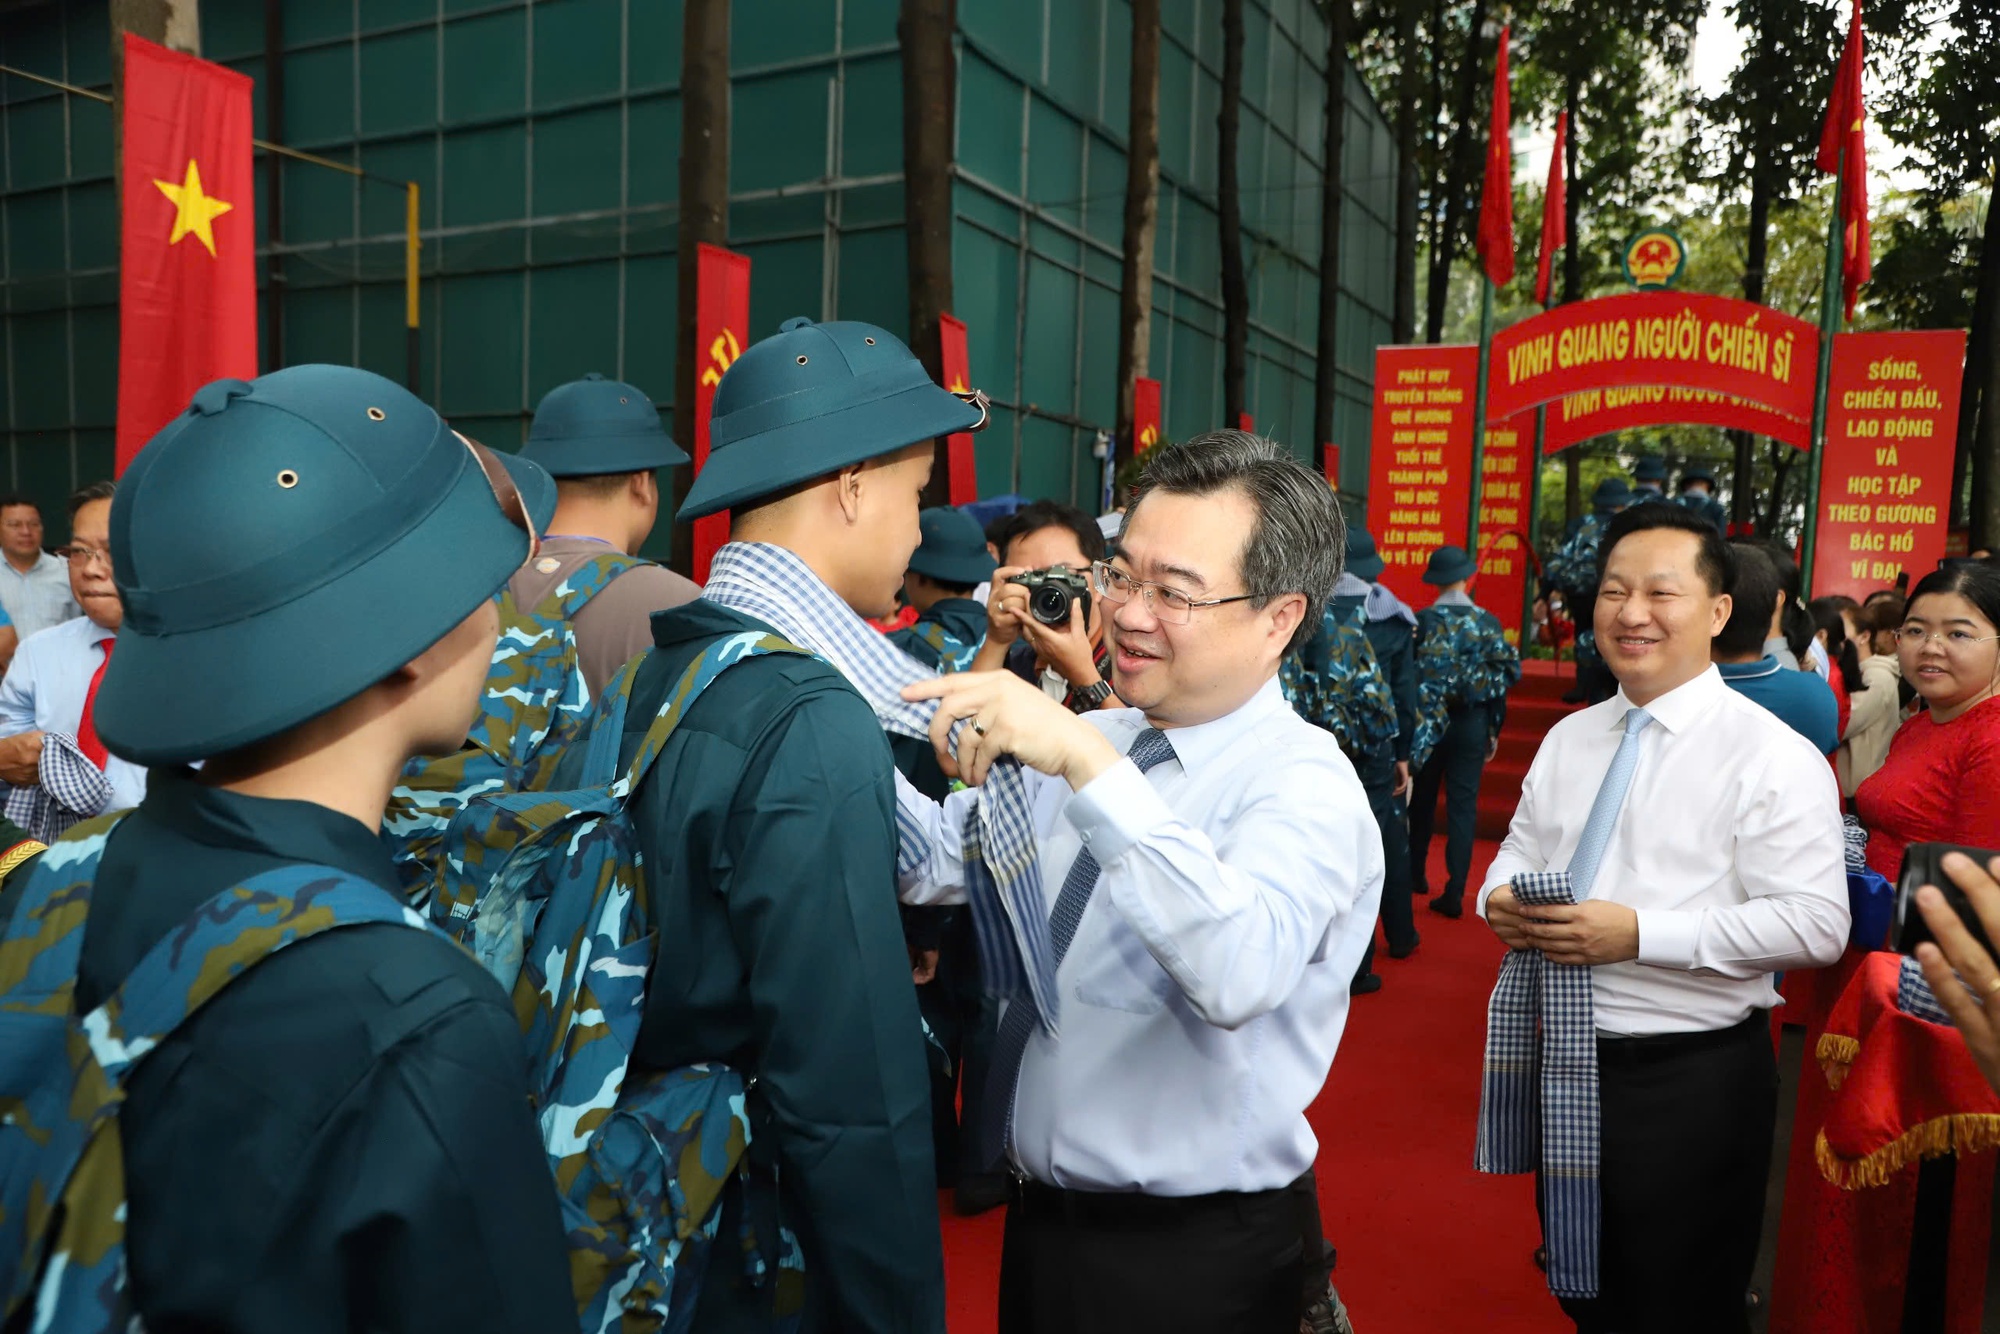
[1123,430,1345,653]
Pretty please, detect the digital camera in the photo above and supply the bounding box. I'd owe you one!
[1008,565,1093,628]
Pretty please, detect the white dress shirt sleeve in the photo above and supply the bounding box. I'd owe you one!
[1478,763,1546,918]
[0,640,38,738]
[1631,749,1850,975]
[893,768,975,906]
[1063,751,1375,1030]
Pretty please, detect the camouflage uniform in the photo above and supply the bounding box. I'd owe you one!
[1328,582,1421,967]
[1545,508,1618,704]
[1409,595,1522,913]
[1282,602,1398,759]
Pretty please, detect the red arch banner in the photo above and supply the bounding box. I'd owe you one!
[1541,383,1811,452]
[1489,290,1821,424]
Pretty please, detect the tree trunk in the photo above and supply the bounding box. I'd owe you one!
[1114,0,1163,465]
[1763,439,1794,537]
[672,0,730,575]
[1422,0,1489,345]
[1971,167,2000,549]
[1219,0,1248,424]
[1957,158,1999,540]
[1732,160,1773,531]
[1312,0,1351,472]
[1562,85,1582,526]
[901,0,957,506]
[1391,0,1421,344]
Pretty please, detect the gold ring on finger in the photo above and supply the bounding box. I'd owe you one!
[971,720,987,736]
[1985,975,2000,996]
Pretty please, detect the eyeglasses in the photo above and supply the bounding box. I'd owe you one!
[454,431,540,563]
[58,543,112,569]
[1090,560,1262,626]
[1897,626,2000,651]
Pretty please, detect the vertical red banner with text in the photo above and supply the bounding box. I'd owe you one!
[1475,414,1532,643]
[1322,444,1340,488]
[1134,377,1163,453]
[693,243,752,583]
[1366,345,1477,609]
[1811,329,1966,601]
[938,313,977,506]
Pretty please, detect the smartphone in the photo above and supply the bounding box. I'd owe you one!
[1893,842,2000,957]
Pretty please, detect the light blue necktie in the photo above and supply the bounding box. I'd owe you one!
[1475,703,1652,1302]
[977,726,1178,1171]
[1570,706,1654,898]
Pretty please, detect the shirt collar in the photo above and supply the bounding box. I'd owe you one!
[1433,589,1474,608]
[1714,655,1780,681]
[1610,663,1725,735]
[86,619,116,647]
[139,766,402,891]
[1149,676,1287,772]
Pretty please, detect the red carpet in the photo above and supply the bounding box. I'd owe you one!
[939,837,1570,1333]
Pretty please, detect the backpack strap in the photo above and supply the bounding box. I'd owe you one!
[0,813,129,1005]
[82,864,432,1086]
[540,550,652,623]
[609,629,820,801]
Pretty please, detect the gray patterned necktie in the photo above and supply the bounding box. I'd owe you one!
[978,727,1179,1171]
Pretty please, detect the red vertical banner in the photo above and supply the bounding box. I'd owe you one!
[1133,377,1163,453]
[117,35,256,473]
[1238,412,1255,432]
[1366,345,1477,609]
[1322,444,1340,487]
[938,313,978,506]
[692,243,752,584]
[1475,413,1532,644]
[1811,329,1965,600]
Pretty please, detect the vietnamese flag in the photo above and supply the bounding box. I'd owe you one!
[1816,0,1870,320]
[1534,109,1567,308]
[1474,26,1515,291]
[116,34,256,473]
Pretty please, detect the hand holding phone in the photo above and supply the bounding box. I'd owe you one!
[1894,843,2000,958]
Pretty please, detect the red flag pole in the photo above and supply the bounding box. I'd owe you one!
[1524,109,1566,641]
[1803,0,1864,590]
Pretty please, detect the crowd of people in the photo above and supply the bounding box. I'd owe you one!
[0,319,1998,1334]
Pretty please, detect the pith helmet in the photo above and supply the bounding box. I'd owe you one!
[678,317,984,521]
[521,372,689,476]
[97,365,549,765]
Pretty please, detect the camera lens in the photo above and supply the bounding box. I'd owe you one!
[1031,584,1072,626]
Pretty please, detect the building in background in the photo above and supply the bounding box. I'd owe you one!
[0,0,1394,557]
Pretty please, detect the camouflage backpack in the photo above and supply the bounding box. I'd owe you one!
[0,816,433,1332]
[1542,511,1608,598]
[383,550,648,891]
[409,628,814,1334]
[1284,603,1399,758]
[1411,605,1523,766]
[900,619,981,673]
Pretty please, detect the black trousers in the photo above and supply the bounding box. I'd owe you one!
[1410,704,1489,904]
[914,911,998,1185]
[1547,1013,1778,1334]
[998,1173,1315,1334]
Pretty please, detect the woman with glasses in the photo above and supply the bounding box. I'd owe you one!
[1853,562,2000,880]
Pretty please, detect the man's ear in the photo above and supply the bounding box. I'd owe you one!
[630,470,658,506]
[835,463,866,524]
[1268,591,1307,648]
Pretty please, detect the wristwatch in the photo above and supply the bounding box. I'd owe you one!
[1070,678,1114,713]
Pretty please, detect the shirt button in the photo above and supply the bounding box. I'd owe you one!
[1079,830,1092,844]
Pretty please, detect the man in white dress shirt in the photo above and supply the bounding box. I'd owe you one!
[0,482,145,822]
[899,431,1383,1334]
[1478,502,1847,1334]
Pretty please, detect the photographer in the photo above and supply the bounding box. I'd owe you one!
[969,500,1123,712]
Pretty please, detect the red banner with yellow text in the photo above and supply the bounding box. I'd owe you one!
[1366,345,1476,608]
[117,35,256,472]
[692,244,751,583]
[1541,384,1811,453]
[1811,330,1966,600]
[1476,414,1532,644]
[1489,291,1819,425]
[1134,377,1163,453]
[938,313,977,506]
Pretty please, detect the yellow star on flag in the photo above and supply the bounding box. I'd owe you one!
[153,159,233,257]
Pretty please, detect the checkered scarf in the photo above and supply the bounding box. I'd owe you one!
[1475,868,1601,1300]
[702,542,1062,1034]
[2,729,113,844]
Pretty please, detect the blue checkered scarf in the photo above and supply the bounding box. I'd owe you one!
[701,542,1063,1035]
[2,729,113,844]
[1476,869,1601,1300]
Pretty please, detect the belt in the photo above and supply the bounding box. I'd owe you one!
[1006,1170,1306,1228]
[1595,1010,1768,1067]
